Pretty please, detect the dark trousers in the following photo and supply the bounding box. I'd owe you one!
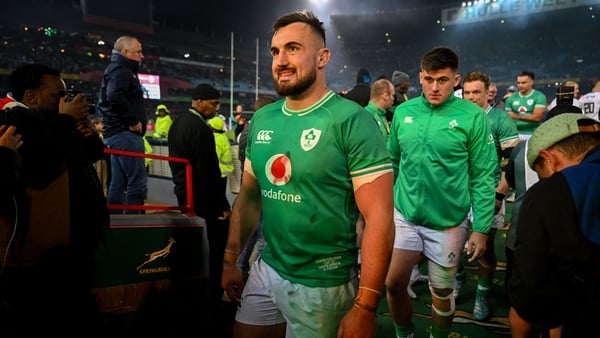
[194,211,233,336]
[204,215,229,308]
[0,246,101,336]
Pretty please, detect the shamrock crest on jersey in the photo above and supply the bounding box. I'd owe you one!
[300,128,321,151]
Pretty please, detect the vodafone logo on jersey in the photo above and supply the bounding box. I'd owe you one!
[265,154,292,186]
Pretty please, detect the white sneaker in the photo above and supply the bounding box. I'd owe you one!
[407,285,417,299]
[452,275,464,300]
[409,265,429,284]
[453,270,466,300]
[506,192,516,202]
[473,295,491,320]
[453,279,462,299]
[407,265,428,299]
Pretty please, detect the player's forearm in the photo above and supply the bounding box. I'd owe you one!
[355,174,394,307]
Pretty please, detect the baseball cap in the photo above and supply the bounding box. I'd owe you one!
[527,113,600,168]
[391,71,410,86]
[192,83,220,100]
[507,85,518,92]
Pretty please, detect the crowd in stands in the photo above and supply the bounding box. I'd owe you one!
[328,5,600,96]
[0,22,274,121]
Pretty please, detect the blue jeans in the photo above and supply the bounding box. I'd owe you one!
[104,131,148,214]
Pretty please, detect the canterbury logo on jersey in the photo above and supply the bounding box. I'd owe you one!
[256,130,273,143]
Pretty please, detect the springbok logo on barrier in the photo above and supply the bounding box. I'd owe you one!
[137,237,176,270]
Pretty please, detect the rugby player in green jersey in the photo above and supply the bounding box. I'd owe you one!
[221,10,394,338]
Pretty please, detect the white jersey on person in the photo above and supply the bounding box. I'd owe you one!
[579,91,600,120]
[245,90,392,287]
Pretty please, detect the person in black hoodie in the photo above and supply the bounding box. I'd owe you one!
[343,68,371,107]
[96,35,147,214]
[0,63,109,336]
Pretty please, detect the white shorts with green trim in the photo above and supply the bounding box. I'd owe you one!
[236,258,356,338]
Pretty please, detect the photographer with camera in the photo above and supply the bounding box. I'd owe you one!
[547,80,582,111]
[544,85,583,121]
[0,63,109,336]
[66,86,97,115]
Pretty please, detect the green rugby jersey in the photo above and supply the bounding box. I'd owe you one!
[505,89,547,135]
[388,94,496,234]
[246,91,392,287]
[485,105,519,184]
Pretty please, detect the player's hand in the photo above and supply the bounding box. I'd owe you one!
[59,94,90,121]
[222,264,243,303]
[465,231,487,263]
[0,125,23,151]
[129,121,142,133]
[337,304,377,338]
[76,120,95,138]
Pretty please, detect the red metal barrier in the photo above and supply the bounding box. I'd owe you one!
[103,148,195,216]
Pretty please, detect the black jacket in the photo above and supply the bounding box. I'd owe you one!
[168,108,230,218]
[344,83,370,107]
[0,106,109,265]
[96,51,146,138]
[509,146,600,336]
[0,145,22,234]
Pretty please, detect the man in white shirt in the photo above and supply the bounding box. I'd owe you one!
[579,79,600,120]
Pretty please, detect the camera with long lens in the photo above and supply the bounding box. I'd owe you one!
[556,85,574,105]
[65,87,96,114]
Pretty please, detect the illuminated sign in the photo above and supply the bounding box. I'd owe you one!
[441,0,600,26]
[138,73,161,100]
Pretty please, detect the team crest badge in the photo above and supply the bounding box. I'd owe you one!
[527,99,534,105]
[300,128,321,151]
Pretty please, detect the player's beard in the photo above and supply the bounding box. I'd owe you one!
[274,68,316,97]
